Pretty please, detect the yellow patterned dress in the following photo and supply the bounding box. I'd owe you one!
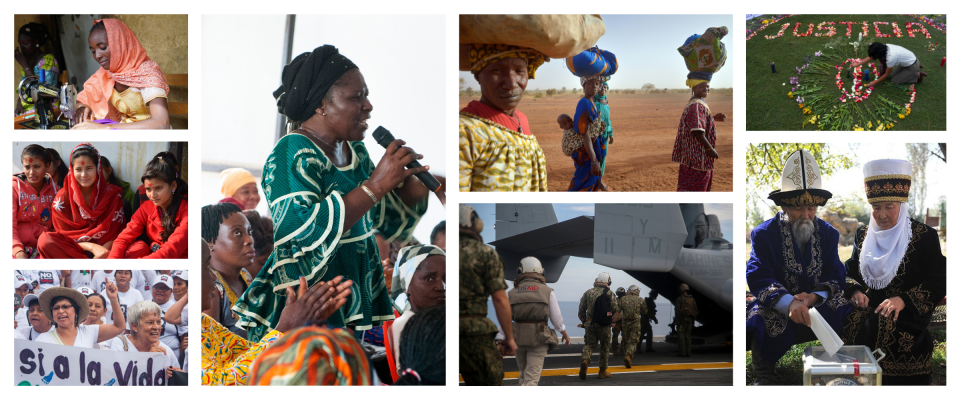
[108,87,166,123]
[459,113,548,192]
[201,313,282,386]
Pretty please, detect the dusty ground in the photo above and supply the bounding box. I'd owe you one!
[459,92,733,191]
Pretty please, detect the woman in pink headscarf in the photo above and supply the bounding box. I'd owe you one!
[73,19,170,130]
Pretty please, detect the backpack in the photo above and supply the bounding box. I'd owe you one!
[592,288,614,327]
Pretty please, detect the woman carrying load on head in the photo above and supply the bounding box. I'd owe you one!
[233,45,434,342]
[459,44,549,192]
[567,75,608,192]
[671,27,728,192]
[594,81,614,185]
[72,19,171,129]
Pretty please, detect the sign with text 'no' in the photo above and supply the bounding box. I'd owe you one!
[14,339,169,386]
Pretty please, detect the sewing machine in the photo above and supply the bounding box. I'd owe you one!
[17,75,78,129]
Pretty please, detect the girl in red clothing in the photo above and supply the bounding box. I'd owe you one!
[37,143,125,259]
[12,145,59,259]
[109,153,188,259]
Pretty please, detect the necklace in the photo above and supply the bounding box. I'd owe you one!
[300,128,342,149]
[510,114,523,134]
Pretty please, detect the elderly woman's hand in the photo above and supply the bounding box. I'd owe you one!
[367,139,429,197]
[166,366,183,379]
[876,296,905,321]
[275,276,354,333]
[149,342,167,355]
[851,291,870,309]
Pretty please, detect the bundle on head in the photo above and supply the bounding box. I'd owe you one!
[142,154,185,242]
[395,305,445,385]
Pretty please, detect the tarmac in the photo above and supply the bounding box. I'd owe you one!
[460,337,733,386]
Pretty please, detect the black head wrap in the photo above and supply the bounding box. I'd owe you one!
[273,45,357,122]
[19,22,50,46]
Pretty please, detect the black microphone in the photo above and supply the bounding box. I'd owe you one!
[372,126,442,193]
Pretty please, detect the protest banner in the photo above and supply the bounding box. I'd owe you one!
[14,339,169,386]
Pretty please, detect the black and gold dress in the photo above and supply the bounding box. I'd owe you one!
[842,219,946,385]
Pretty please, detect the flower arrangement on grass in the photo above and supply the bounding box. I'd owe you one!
[747,14,797,40]
[786,41,918,131]
[816,22,837,37]
[905,22,933,38]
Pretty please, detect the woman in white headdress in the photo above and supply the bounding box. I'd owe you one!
[842,159,946,385]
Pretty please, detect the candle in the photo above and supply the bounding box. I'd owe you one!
[941,57,946,67]
[858,32,863,42]
[771,62,776,73]
[864,70,870,82]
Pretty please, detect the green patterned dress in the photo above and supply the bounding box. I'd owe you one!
[233,133,427,342]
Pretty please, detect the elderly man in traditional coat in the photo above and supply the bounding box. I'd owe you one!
[746,149,848,385]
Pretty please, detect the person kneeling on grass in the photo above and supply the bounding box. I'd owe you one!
[850,42,928,88]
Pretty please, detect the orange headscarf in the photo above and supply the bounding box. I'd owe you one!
[76,19,170,121]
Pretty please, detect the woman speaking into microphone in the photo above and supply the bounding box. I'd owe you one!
[232,45,436,341]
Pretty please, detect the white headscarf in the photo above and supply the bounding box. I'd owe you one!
[859,203,911,289]
[391,245,446,313]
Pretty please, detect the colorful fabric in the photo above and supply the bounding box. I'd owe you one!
[362,325,384,346]
[76,19,169,122]
[391,244,446,313]
[460,100,531,135]
[678,26,729,74]
[579,74,608,86]
[677,164,713,192]
[12,174,57,255]
[214,269,251,309]
[671,99,716,171]
[107,86,165,123]
[49,144,125,246]
[201,314,281,386]
[568,135,606,192]
[567,47,618,78]
[219,168,257,198]
[468,44,547,78]
[249,326,371,386]
[459,111,548,192]
[685,79,710,89]
[592,95,613,175]
[17,54,60,112]
[234,134,424,342]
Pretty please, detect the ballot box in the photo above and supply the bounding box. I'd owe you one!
[803,345,884,386]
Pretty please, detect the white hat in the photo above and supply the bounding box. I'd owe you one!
[77,287,95,296]
[22,294,39,308]
[459,204,476,227]
[596,272,611,284]
[768,149,832,207]
[518,257,544,274]
[152,274,173,289]
[863,159,912,204]
[14,274,29,290]
[171,270,189,281]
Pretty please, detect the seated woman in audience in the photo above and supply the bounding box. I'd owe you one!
[73,19,171,129]
[100,156,134,221]
[38,143,125,258]
[109,300,184,376]
[219,168,260,210]
[109,155,188,259]
[13,145,58,259]
[242,209,273,280]
[200,240,353,386]
[387,245,446,376]
[394,305,445,385]
[36,278,125,347]
[202,203,254,335]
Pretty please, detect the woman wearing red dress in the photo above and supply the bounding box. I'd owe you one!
[109,153,188,259]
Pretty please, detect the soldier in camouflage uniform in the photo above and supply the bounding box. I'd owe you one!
[618,285,648,367]
[674,283,698,357]
[459,205,516,385]
[640,290,659,352]
[611,287,626,356]
[577,272,619,380]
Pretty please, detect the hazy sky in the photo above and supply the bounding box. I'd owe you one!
[750,143,947,219]
[467,203,733,302]
[460,14,734,91]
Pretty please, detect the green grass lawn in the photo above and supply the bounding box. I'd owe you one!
[746,14,946,131]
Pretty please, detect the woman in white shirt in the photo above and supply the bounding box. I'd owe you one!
[80,290,114,350]
[36,278,126,348]
[851,42,927,87]
[109,301,183,378]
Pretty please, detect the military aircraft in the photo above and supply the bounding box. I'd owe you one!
[490,203,733,345]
